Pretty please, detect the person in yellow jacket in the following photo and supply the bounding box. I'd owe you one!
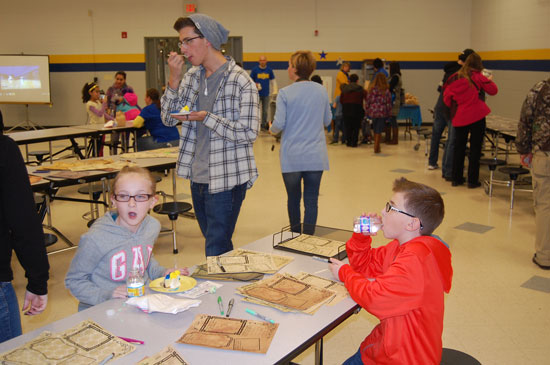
[334,61,350,99]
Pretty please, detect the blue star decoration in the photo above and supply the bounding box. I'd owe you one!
[319,51,327,60]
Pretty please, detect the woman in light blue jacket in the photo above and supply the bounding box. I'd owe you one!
[270,50,332,235]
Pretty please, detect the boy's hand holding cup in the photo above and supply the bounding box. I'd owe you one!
[354,212,383,236]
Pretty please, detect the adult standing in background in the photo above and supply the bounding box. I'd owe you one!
[106,71,134,113]
[428,49,474,174]
[387,61,403,145]
[443,52,498,188]
[106,71,135,154]
[516,77,550,270]
[270,50,332,235]
[372,58,388,80]
[161,14,259,257]
[250,55,276,130]
[334,61,350,100]
[0,111,49,343]
[340,74,365,147]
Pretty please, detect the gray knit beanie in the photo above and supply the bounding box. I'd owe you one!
[189,14,229,50]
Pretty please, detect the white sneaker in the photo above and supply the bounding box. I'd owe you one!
[428,165,439,170]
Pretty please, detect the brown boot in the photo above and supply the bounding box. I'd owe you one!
[374,133,381,153]
[384,126,391,144]
[390,127,399,144]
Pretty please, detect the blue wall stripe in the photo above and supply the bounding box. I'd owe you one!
[49,60,549,73]
[50,62,146,72]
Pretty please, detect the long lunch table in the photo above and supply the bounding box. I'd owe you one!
[8,124,138,162]
[8,127,98,163]
[0,230,361,365]
[29,154,179,254]
[485,114,518,161]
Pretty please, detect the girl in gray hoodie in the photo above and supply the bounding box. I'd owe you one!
[66,166,187,311]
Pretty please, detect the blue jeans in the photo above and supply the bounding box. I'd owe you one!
[343,347,364,365]
[260,95,270,128]
[428,110,448,166]
[0,282,22,343]
[282,171,323,235]
[442,121,456,178]
[372,118,386,134]
[191,182,247,256]
[136,136,179,151]
[333,116,344,143]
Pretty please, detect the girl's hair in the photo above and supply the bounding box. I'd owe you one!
[82,82,99,103]
[458,52,484,83]
[111,166,157,194]
[389,62,401,76]
[340,61,350,70]
[368,73,389,92]
[290,50,316,80]
[146,88,161,109]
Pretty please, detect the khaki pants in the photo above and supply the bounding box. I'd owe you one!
[532,150,550,265]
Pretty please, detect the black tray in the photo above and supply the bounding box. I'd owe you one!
[272,224,351,260]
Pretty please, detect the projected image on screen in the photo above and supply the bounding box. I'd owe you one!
[1,66,42,89]
[0,55,51,104]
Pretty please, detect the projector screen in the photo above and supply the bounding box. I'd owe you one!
[0,55,51,104]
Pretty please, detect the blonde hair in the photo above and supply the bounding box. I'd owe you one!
[111,166,156,194]
[458,52,484,84]
[290,50,316,80]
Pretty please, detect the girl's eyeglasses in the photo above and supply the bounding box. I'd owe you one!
[113,194,153,202]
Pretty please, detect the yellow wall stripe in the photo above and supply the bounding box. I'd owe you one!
[49,49,549,64]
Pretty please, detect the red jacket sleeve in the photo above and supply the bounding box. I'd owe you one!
[339,249,425,319]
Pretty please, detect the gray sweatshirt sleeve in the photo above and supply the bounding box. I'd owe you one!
[65,236,114,306]
[146,256,166,281]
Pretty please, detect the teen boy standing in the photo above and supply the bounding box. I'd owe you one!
[161,14,259,257]
[329,178,453,364]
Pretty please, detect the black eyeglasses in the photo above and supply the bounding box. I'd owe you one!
[386,202,423,230]
[113,193,153,202]
[178,36,202,48]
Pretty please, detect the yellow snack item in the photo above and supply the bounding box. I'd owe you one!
[180,105,189,113]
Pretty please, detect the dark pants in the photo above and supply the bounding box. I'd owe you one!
[344,117,361,147]
[260,95,270,129]
[191,182,247,256]
[452,118,486,184]
[282,171,323,235]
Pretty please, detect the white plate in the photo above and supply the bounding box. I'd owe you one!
[170,111,191,116]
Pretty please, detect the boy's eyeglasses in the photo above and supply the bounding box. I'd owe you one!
[113,194,153,202]
[385,202,423,230]
[178,36,202,48]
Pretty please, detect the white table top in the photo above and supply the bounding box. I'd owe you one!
[0,232,359,364]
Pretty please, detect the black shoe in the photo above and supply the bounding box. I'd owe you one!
[443,176,453,182]
[533,255,550,270]
[468,181,481,189]
[451,180,464,186]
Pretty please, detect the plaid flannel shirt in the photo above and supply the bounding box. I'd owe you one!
[161,58,260,194]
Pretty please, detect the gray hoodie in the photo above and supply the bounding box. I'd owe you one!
[65,212,166,309]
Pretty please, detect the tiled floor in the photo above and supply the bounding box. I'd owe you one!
[9,129,550,364]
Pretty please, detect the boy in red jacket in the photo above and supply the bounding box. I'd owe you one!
[329,177,452,364]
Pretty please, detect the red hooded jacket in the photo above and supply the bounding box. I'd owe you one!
[443,70,498,127]
[338,233,453,364]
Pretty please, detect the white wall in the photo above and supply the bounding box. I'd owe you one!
[0,0,548,127]
[471,0,550,119]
